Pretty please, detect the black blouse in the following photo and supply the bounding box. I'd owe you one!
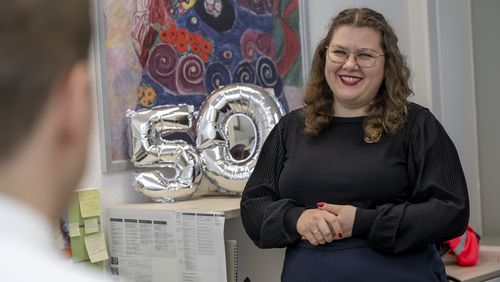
[240,103,469,254]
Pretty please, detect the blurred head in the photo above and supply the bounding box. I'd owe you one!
[0,0,91,218]
[303,8,413,141]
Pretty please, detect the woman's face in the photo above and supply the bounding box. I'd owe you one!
[325,25,385,116]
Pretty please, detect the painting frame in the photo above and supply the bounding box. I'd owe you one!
[92,0,311,173]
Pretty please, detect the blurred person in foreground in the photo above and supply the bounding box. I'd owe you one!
[0,0,109,280]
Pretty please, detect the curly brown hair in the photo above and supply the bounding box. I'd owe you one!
[302,8,413,142]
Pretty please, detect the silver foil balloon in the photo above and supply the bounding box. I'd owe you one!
[196,83,285,194]
[127,105,201,202]
[127,104,197,166]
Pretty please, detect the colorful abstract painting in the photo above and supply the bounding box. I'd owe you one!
[102,0,305,164]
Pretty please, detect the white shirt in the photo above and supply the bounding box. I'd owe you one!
[0,194,111,282]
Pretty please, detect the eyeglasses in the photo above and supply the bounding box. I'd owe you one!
[325,46,384,68]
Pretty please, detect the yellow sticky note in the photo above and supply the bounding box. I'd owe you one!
[84,218,99,234]
[68,222,81,238]
[84,232,109,263]
[78,189,100,218]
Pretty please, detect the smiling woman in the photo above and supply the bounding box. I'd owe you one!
[241,7,469,282]
[302,9,413,142]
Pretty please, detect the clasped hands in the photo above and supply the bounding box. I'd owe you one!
[296,202,356,246]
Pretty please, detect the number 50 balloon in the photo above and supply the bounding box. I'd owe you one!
[128,83,285,202]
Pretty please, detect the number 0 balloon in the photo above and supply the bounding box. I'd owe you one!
[197,83,285,194]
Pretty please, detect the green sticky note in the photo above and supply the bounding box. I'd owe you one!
[70,227,89,262]
[67,194,83,225]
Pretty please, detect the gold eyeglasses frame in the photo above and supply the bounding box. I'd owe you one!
[325,46,385,68]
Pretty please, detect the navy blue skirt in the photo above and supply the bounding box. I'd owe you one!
[281,239,447,282]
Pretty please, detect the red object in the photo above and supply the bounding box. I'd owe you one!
[176,39,188,53]
[201,40,213,53]
[191,44,200,55]
[159,29,169,42]
[178,28,188,39]
[139,27,158,67]
[446,226,480,266]
[149,0,170,26]
[200,52,210,62]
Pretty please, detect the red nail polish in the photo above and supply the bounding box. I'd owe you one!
[317,202,324,208]
[338,233,343,239]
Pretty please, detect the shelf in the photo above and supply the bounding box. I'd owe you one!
[445,245,500,282]
[111,196,242,219]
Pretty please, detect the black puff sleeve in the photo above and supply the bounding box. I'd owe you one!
[353,109,469,254]
[240,114,305,248]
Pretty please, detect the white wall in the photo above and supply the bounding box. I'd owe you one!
[471,0,500,237]
[429,0,481,232]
